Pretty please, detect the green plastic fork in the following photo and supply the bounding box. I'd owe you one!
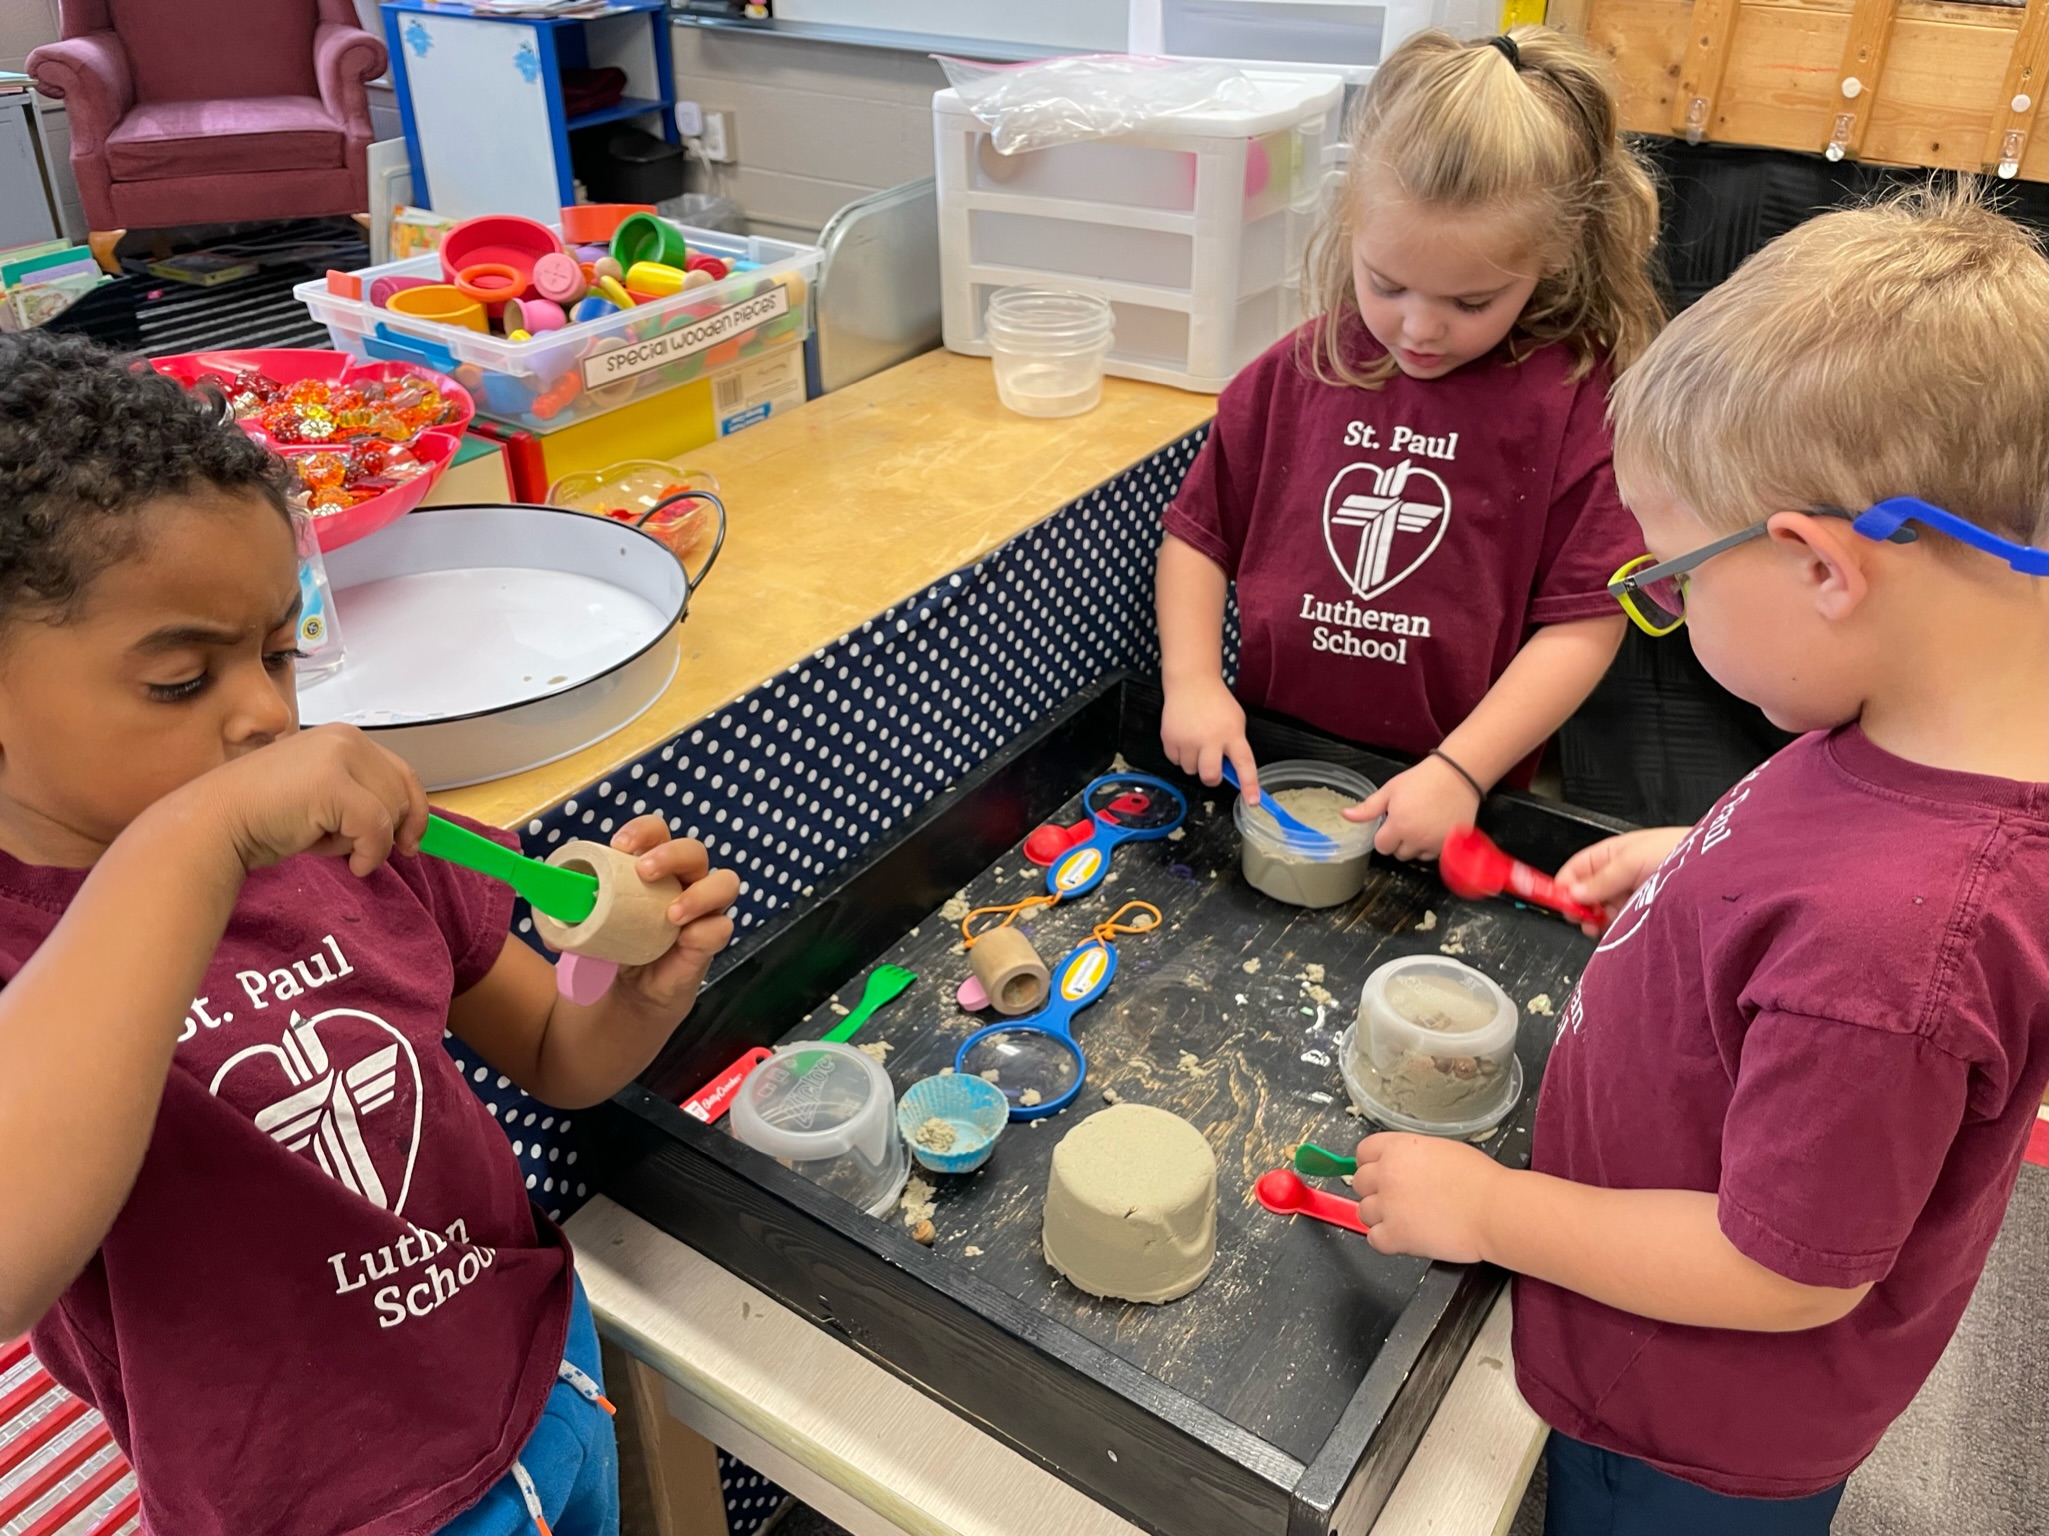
[418,814,598,925]
[1293,1141,1358,1178]
[793,963,919,1075]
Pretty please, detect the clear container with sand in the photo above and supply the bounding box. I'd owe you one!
[729,1041,909,1217]
[1340,955,1521,1137]
[1232,760,1381,908]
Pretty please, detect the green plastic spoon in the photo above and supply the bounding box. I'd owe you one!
[418,814,598,925]
[1294,1141,1357,1178]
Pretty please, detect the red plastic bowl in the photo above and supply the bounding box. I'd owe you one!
[150,347,476,552]
[438,214,564,302]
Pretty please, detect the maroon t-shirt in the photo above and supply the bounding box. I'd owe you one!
[1163,320,1641,780]
[1515,727,2049,1497]
[9,820,571,1535]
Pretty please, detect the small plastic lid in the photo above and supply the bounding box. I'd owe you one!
[728,1041,895,1166]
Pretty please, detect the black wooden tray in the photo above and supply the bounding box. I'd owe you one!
[586,674,1624,1536]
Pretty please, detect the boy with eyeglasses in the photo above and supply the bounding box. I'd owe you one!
[1344,187,2047,1535]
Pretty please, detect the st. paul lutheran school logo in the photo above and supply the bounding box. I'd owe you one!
[1322,457,1451,602]
[211,1006,424,1214]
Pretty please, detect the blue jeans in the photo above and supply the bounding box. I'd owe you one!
[439,1276,620,1536]
[1544,1433,1846,1536]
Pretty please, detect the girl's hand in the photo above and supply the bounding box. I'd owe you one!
[1557,826,1691,935]
[1161,676,1259,802]
[605,815,740,1015]
[1349,755,1478,862]
[184,724,428,878]
[1352,1132,1505,1262]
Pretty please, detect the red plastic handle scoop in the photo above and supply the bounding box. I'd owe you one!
[1256,1168,1371,1235]
[1439,825,1606,927]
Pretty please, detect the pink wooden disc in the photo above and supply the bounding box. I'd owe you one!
[556,952,619,1005]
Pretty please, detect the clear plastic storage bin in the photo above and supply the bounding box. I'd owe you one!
[295,225,821,434]
[936,70,1345,393]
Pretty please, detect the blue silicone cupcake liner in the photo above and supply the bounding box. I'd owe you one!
[897,1072,1010,1174]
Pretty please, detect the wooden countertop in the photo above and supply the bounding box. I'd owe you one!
[436,352,1216,831]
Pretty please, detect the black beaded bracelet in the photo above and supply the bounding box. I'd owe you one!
[1429,748,1486,803]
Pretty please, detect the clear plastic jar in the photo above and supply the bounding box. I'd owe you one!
[1340,956,1522,1137]
[984,286,1115,418]
[1232,759,1381,908]
[728,1041,908,1217]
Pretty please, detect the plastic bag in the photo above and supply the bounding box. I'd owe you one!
[935,53,1263,156]
[655,192,748,235]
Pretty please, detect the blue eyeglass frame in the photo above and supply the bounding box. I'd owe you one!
[1610,496,2048,620]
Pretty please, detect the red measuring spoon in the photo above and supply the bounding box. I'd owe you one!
[1256,1168,1371,1235]
[1439,825,1606,928]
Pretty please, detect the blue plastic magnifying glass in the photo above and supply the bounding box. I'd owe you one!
[1043,773,1188,901]
[955,940,1120,1120]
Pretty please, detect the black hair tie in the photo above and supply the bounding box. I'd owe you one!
[1487,34,1522,70]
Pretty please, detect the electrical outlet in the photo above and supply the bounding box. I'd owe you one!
[674,100,704,137]
[701,111,733,163]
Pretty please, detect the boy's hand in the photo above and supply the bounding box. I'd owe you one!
[184,725,428,878]
[604,815,740,1015]
[1161,676,1259,802]
[1557,826,1691,935]
[1350,756,1479,862]
[1351,1132,1505,1262]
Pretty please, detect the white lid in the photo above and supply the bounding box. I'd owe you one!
[934,68,1345,138]
[728,1041,896,1165]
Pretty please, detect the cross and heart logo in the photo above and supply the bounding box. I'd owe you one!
[1321,457,1453,602]
[210,1007,425,1215]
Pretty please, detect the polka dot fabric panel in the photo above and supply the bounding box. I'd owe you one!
[441,425,1211,1228]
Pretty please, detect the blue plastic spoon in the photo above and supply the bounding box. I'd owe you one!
[1220,761,1341,854]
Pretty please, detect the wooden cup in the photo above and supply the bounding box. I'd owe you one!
[530,838,682,966]
[968,925,1051,1016]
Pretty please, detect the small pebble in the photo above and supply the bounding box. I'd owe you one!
[912,1220,936,1246]
[1241,958,1261,975]
[964,1245,984,1256]
[1102,1087,1122,1104]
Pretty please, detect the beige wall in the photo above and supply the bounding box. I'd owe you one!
[4,0,87,241]
[669,25,945,243]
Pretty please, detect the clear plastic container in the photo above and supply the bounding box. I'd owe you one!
[984,286,1114,418]
[293,223,821,435]
[1232,760,1381,908]
[728,1041,909,1218]
[1340,956,1522,1137]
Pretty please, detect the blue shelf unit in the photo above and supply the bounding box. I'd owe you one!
[383,1,678,223]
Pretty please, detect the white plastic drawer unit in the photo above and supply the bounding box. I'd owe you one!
[935,71,1346,394]
[1129,0,1498,79]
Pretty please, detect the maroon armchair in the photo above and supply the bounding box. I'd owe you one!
[28,0,387,244]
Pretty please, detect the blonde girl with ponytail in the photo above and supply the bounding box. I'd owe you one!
[1157,27,1663,860]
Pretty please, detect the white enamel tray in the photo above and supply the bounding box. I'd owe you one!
[299,503,711,791]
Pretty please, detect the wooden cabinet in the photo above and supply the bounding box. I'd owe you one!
[1553,0,2047,180]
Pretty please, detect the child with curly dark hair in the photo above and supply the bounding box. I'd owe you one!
[0,330,736,1535]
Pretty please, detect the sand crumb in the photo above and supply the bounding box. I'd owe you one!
[1242,958,1261,975]
[939,1066,955,1075]
[1020,1088,1043,1107]
[1438,926,1470,956]
[829,1002,850,1016]
[1168,828,1186,842]
[964,1245,984,1257]
[1526,994,1556,1016]
[941,893,972,922]
[948,941,967,956]
[913,1117,957,1153]
[1111,753,1133,773]
[1416,911,1438,933]
[979,1069,1001,1084]
[1345,1103,1366,1118]
[1304,963,1326,984]
[1204,801,1215,816]
[856,1041,893,1064]
[1101,1087,1122,1104]
[900,1174,937,1228]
